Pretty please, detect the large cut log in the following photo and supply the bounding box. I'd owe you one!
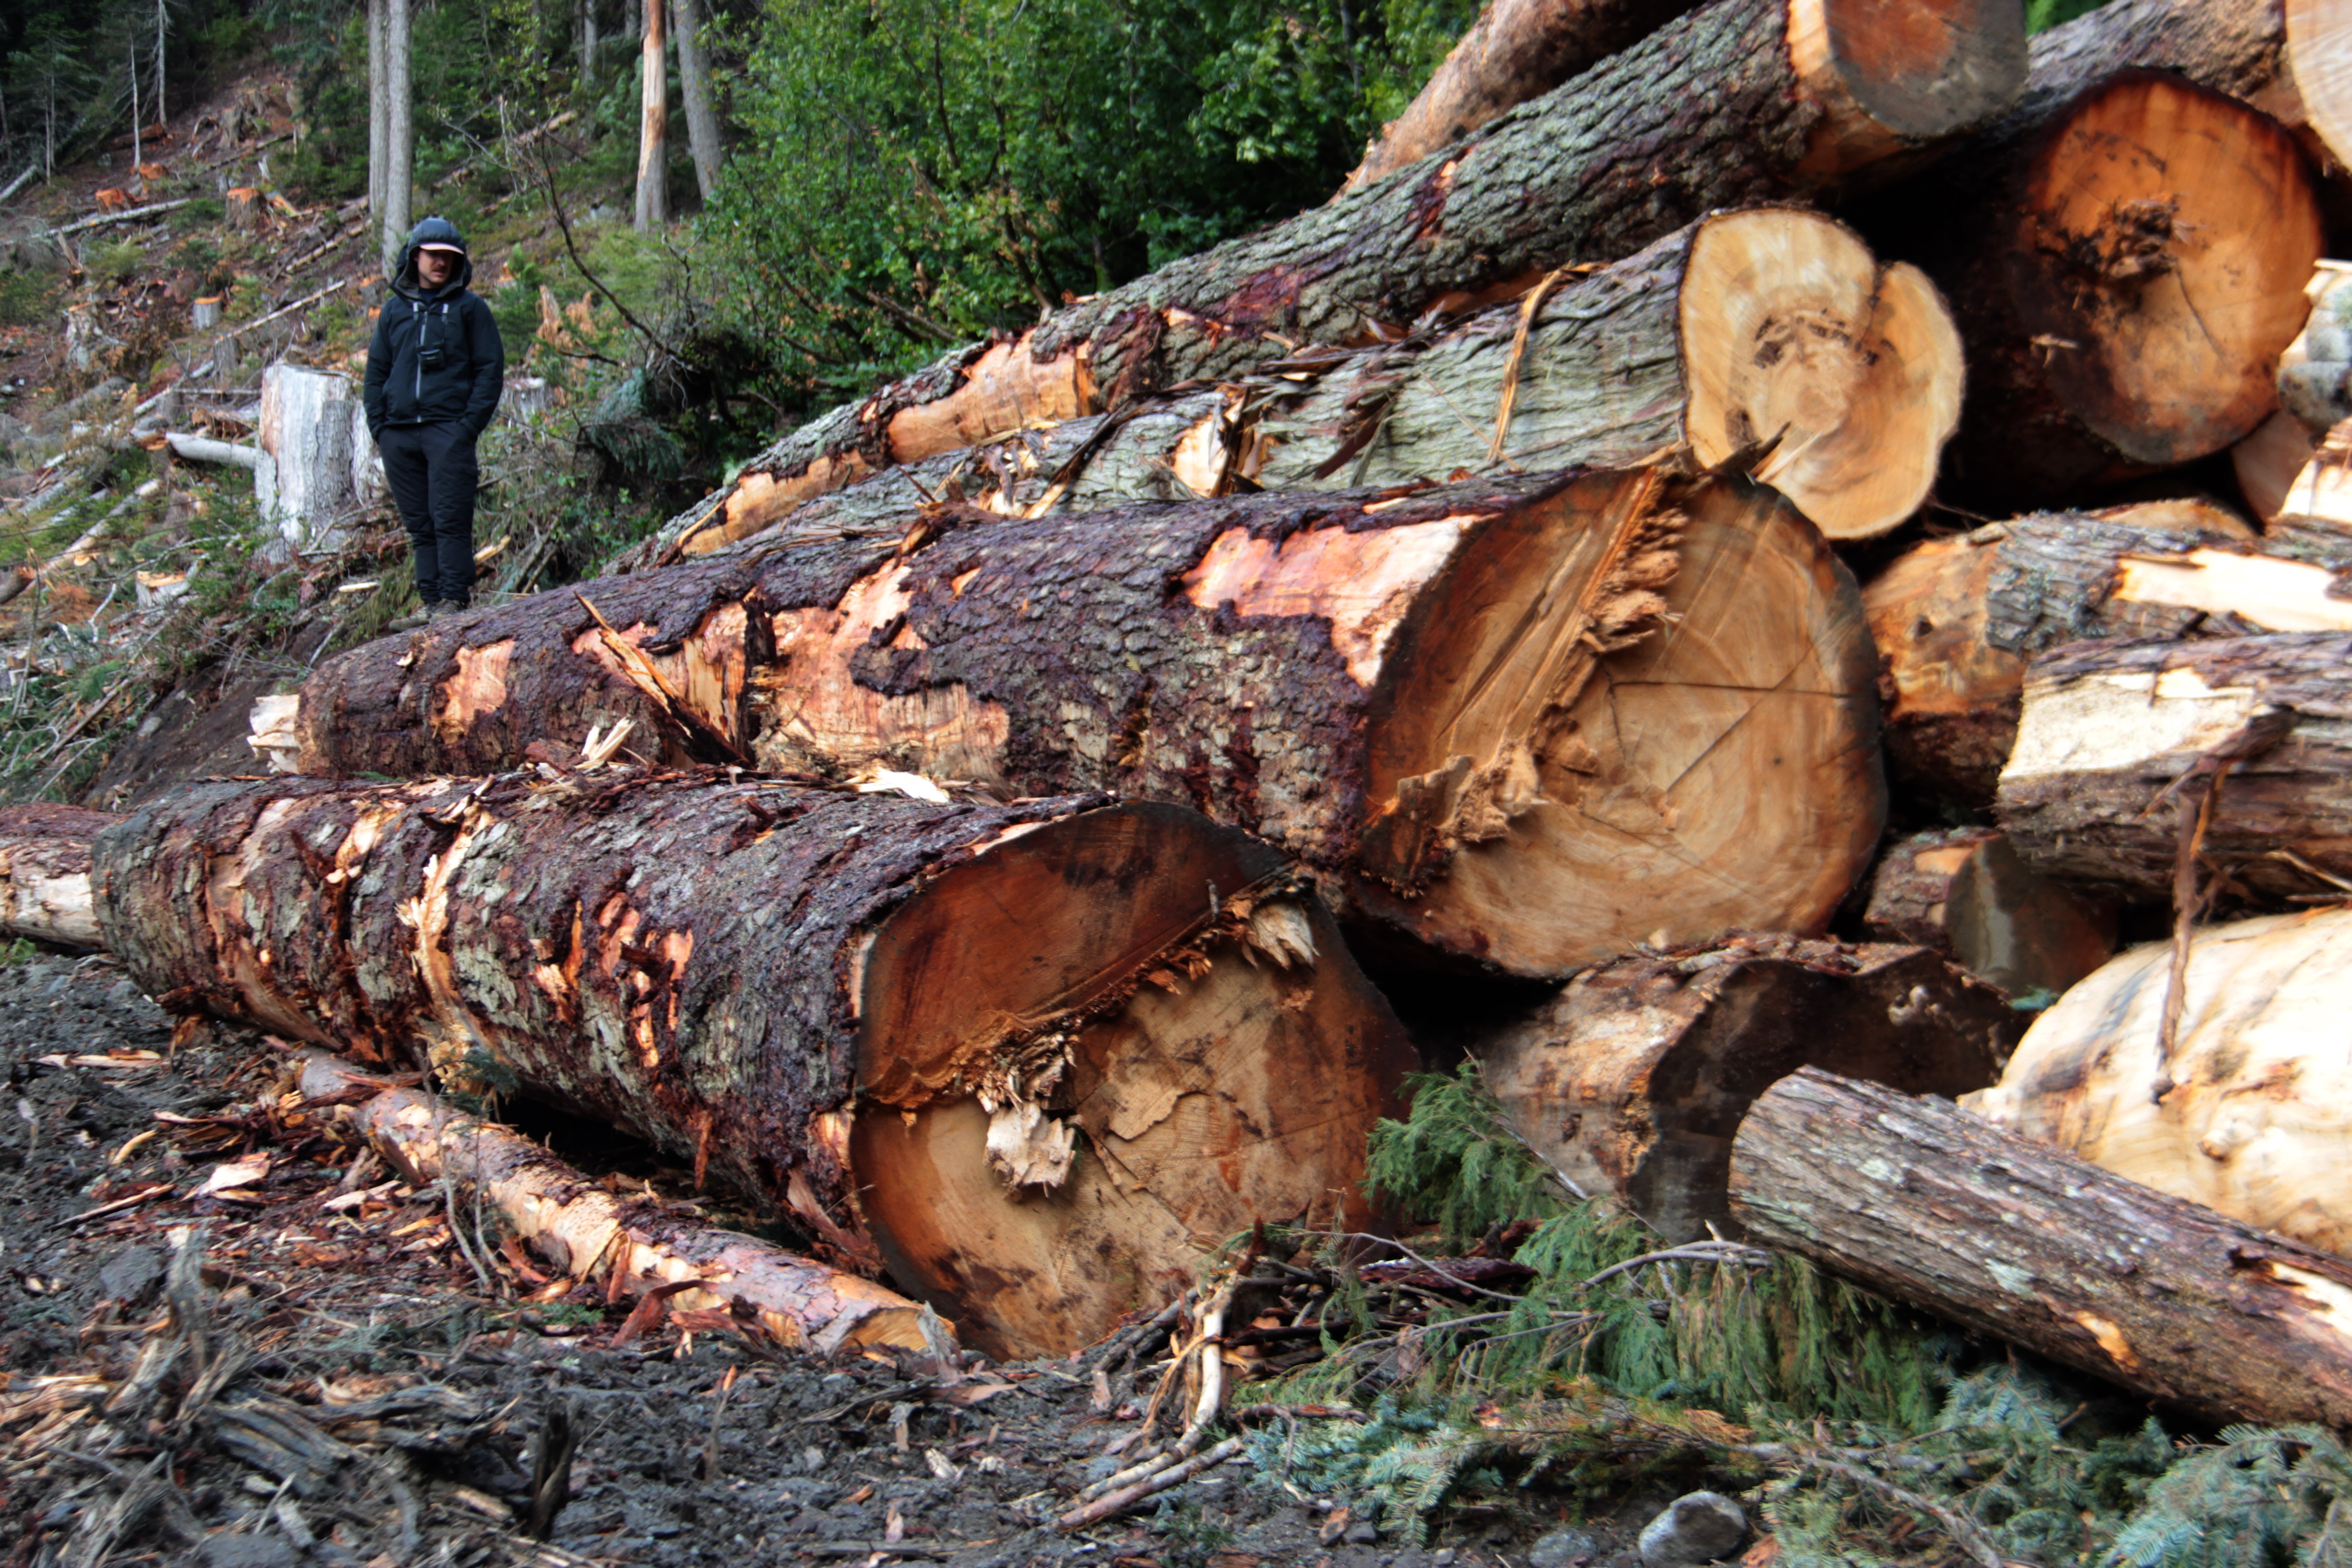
[1965,908,2352,1258]
[292,466,1886,978]
[627,209,1961,567]
[0,804,111,948]
[295,1051,933,1354]
[88,773,1416,1357]
[1995,632,2352,902]
[1730,1067,2352,1430]
[613,0,2024,571]
[1478,936,2015,1243]
[1861,828,2116,1000]
[1858,72,2322,506]
[1862,512,2331,805]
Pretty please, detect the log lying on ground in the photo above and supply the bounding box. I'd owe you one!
[0,804,111,947]
[1861,72,2321,505]
[1995,632,2352,901]
[613,0,2024,570]
[88,772,1416,1357]
[294,1050,932,1353]
[1731,1067,2352,1430]
[1478,936,2015,1243]
[1862,828,2116,1000]
[293,465,1885,978]
[1965,908,2352,1257]
[1862,512,2328,805]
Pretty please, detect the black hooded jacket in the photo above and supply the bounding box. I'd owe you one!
[363,217,505,439]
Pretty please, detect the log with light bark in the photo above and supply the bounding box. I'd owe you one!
[1861,828,2116,1000]
[1995,632,2352,902]
[1965,907,2352,1258]
[291,464,1885,979]
[1863,511,2298,805]
[612,0,2024,570]
[86,771,1415,1357]
[1858,72,2322,505]
[1730,1067,2352,1430]
[0,804,110,948]
[1477,935,2015,1244]
[637,208,1960,565]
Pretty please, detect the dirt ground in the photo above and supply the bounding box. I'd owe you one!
[0,950,1675,1568]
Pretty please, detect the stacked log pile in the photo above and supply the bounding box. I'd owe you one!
[11,0,2352,1419]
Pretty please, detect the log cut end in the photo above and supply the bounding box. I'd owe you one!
[2004,74,2321,475]
[1356,466,1885,976]
[1789,0,2025,167]
[1681,210,1961,540]
[1862,827,2116,999]
[2288,0,2352,172]
[850,803,1417,1359]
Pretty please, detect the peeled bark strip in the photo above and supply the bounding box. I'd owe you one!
[88,773,1416,1357]
[1479,936,2014,1243]
[294,1051,931,1353]
[639,209,1960,567]
[1995,632,2352,901]
[1730,1067,2352,1430]
[1862,828,2116,1000]
[0,804,110,947]
[295,466,1885,978]
[1965,908,2352,1258]
[614,0,2024,570]
[1864,512,2299,805]
[1867,73,2321,505]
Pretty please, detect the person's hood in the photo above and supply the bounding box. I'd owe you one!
[392,215,475,301]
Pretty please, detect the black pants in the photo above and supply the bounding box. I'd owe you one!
[377,421,479,605]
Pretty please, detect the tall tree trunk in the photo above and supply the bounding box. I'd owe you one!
[128,45,140,170]
[672,0,720,202]
[289,464,1884,980]
[578,0,598,90]
[1734,1068,2352,1431]
[368,0,387,236]
[611,0,2024,569]
[634,0,667,229]
[153,0,166,131]
[85,774,1415,1359]
[382,0,414,274]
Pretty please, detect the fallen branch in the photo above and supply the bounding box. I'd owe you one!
[27,197,192,242]
[163,432,259,468]
[1058,1436,1246,1529]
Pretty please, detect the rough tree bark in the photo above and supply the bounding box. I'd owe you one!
[611,0,2025,570]
[1861,827,2116,1000]
[1731,1067,2352,1430]
[87,773,1415,1357]
[290,465,1885,979]
[1863,511,2296,806]
[296,1051,934,1353]
[1857,73,2322,506]
[639,208,1960,568]
[1995,632,2352,902]
[671,0,721,203]
[634,0,667,230]
[381,0,412,275]
[1477,936,2015,1244]
[0,804,110,947]
[366,0,387,237]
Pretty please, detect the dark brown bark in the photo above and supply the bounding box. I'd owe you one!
[1861,828,2116,1000]
[88,773,1416,1357]
[294,465,1886,979]
[613,0,2024,571]
[1478,936,2014,1244]
[1994,632,2352,902]
[1730,1067,2352,1430]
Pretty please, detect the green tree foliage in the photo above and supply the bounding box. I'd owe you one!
[705,0,1470,407]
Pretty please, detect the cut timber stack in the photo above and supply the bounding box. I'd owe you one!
[291,465,1885,978]
[74,773,1415,1357]
[615,0,2024,569]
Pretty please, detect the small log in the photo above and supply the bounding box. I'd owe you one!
[164,431,259,468]
[1730,1067,2352,1430]
[1861,828,2116,999]
[1995,632,2352,901]
[294,1051,933,1353]
[1965,908,2352,1257]
[1480,937,2015,1242]
[88,773,1416,1357]
[2238,410,2318,525]
[0,804,110,948]
[2273,413,2352,565]
[614,0,2025,569]
[291,464,1886,978]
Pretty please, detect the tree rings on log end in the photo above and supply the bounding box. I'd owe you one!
[1681,209,1961,539]
[851,802,1417,1358]
[1790,0,2026,170]
[2288,0,2352,169]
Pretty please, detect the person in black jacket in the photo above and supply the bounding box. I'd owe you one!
[364,216,504,622]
